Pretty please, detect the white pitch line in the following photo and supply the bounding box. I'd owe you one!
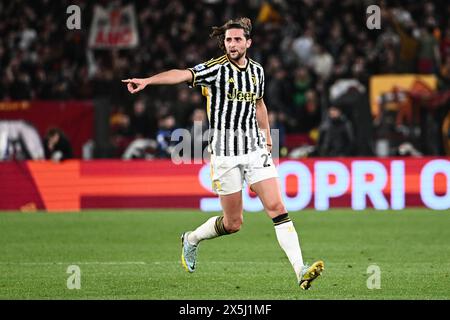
[152,261,286,265]
[1,261,444,267]
[0,261,147,266]
[0,261,284,266]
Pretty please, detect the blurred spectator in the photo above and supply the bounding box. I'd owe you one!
[318,106,354,157]
[173,88,202,128]
[326,23,344,60]
[121,98,158,159]
[389,10,419,73]
[297,90,321,134]
[156,114,177,158]
[417,25,440,74]
[129,98,154,138]
[311,43,334,80]
[43,127,73,161]
[110,106,133,157]
[289,67,313,131]
[266,56,291,113]
[351,56,370,87]
[292,27,315,66]
[378,47,400,74]
[268,110,286,157]
[442,111,450,156]
[110,106,131,136]
[374,85,417,156]
[440,27,450,60]
[188,108,209,160]
[372,24,400,73]
[440,54,450,89]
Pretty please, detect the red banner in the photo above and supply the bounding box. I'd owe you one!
[0,101,93,158]
[88,5,139,49]
[0,158,448,212]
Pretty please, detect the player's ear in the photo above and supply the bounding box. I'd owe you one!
[246,38,252,49]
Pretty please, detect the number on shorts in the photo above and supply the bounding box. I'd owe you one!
[261,154,271,167]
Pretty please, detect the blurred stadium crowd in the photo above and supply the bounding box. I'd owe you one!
[1,0,450,159]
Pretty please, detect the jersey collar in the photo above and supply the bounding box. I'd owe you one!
[226,54,250,72]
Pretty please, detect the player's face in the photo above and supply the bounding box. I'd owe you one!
[224,28,251,62]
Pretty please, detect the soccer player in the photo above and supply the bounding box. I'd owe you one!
[122,17,324,290]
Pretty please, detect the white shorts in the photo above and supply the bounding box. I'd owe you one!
[210,148,279,195]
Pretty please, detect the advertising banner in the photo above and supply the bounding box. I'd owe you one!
[0,158,448,212]
[369,74,437,117]
[0,101,93,158]
[89,5,139,49]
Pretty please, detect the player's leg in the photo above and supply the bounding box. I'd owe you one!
[250,177,305,276]
[246,148,324,288]
[187,160,244,244]
[181,191,242,273]
[186,190,242,245]
[219,190,244,233]
[250,177,324,289]
[181,158,243,273]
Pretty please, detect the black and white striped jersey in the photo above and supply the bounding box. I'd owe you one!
[188,54,265,156]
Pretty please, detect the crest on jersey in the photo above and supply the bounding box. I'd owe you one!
[251,76,257,85]
[193,64,206,72]
[213,180,222,192]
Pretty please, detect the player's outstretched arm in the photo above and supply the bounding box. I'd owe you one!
[121,69,193,94]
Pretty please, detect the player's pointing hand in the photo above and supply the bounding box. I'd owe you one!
[121,78,148,94]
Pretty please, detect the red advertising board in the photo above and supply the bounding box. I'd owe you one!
[0,158,448,212]
[0,101,93,158]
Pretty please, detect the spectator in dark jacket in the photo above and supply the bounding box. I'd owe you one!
[44,127,73,161]
[156,114,177,158]
[318,106,354,157]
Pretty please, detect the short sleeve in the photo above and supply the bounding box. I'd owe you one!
[188,60,222,88]
[257,68,265,100]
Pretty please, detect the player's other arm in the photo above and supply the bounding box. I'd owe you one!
[255,98,272,152]
[121,69,193,94]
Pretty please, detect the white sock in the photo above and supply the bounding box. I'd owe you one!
[273,216,304,281]
[187,216,226,245]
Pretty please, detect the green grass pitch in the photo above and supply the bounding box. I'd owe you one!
[0,209,449,299]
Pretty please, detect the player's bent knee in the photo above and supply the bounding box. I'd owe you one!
[225,217,243,234]
[227,220,242,233]
[227,225,241,233]
[266,202,286,215]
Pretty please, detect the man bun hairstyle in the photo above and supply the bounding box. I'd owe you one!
[210,17,252,51]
